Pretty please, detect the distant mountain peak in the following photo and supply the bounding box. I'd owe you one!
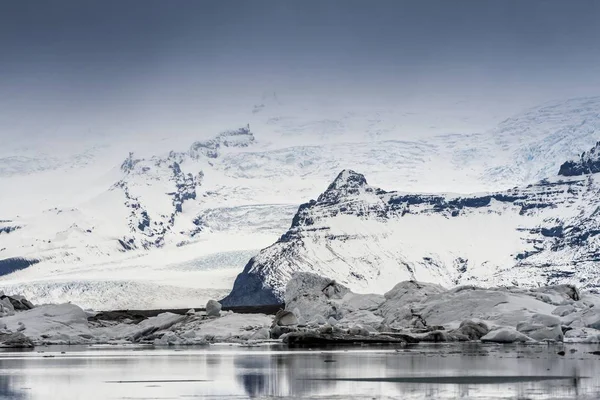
[317,169,371,205]
[328,169,367,190]
[558,141,600,177]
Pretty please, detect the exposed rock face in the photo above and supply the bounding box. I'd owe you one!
[559,142,600,176]
[0,258,40,277]
[225,142,600,306]
[114,150,205,250]
[221,260,282,306]
[0,222,21,235]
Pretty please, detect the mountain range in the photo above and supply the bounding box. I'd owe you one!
[1,96,600,309]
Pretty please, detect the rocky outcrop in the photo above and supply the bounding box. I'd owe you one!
[0,257,39,277]
[221,262,282,306]
[0,224,21,235]
[559,141,600,176]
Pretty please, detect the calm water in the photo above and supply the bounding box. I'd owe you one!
[1,343,600,399]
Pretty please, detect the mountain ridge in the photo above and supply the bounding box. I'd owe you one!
[223,146,600,306]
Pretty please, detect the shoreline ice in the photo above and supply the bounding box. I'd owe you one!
[3,272,600,348]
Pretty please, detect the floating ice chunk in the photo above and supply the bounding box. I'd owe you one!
[553,305,576,317]
[126,312,185,342]
[189,313,272,342]
[2,304,92,344]
[206,300,222,317]
[449,319,490,341]
[516,313,563,342]
[481,327,532,343]
[274,310,298,326]
[249,327,270,341]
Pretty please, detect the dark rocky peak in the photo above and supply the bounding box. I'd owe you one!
[120,152,141,173]
[317,170,369,204]
[558,141,600,177]
[327,169,368,191]
[0,225,20,235]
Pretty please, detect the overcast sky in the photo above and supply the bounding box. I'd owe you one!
[2,0,600,143]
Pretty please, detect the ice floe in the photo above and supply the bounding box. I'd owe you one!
[3,275,600,347]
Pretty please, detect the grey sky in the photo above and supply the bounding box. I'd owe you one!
[1,0,600,143]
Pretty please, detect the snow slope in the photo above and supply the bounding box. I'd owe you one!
[1,96,600,309]
[223,143,600,305]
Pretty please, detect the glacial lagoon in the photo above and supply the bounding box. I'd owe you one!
[1,343,600,400]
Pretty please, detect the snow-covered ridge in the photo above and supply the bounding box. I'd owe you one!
[109,126,255,251]
[188,126,255,159]
[223,143,600,306]
[0,126,279,310]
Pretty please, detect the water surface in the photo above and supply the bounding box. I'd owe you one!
[1,343,600,399]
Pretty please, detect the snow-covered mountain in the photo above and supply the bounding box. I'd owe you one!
[1,96,600,309]
[223,142,600,305]
[0,127,288,309]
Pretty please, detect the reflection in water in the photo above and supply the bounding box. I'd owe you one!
[0,343,599,399]
[234,356,270,397]
[0,375,26,400]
